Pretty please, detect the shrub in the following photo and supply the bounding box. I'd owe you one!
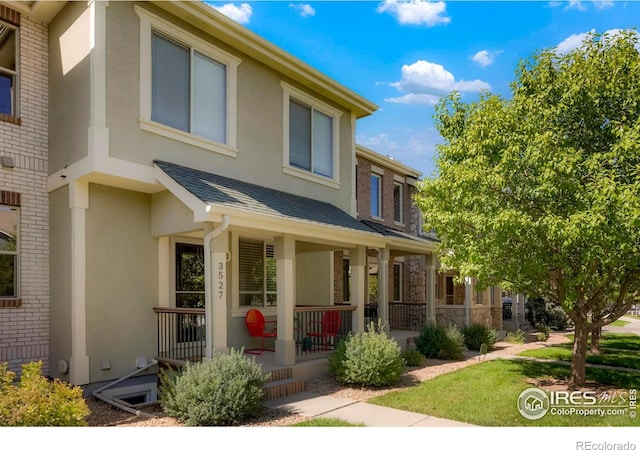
[402,348,426,367]
[536,324,551,341]
[160,348,268,426]
[328,321,405,387]
[525,297,572,330]
[505,329,526,344]
[414,323,466,360]
[461,323,499,351]
[0,361,89,426]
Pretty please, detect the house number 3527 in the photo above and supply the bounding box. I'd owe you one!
[217,261,224,299]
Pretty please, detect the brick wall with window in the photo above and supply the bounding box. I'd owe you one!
[356,156,412,232]
[0,7,49,376]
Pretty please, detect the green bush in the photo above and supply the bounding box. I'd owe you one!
[160,348,268,426]
[402,348,426,367]
[415,323,467,360]
[536,324,551,341]
[461,323,499,351]
[328,322,405,387]
[0,361,89,426]
[505,329,526,344]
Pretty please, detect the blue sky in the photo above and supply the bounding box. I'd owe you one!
[206,0,640,178]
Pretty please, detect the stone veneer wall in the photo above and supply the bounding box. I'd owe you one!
[0,10,50,376]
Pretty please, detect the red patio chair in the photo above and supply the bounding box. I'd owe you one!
[306,311,342,352]
[244,309,277,355]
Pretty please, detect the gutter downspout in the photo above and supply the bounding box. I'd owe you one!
[204,214,230,359]
[92,359,158,419]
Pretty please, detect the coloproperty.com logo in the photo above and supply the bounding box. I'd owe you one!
[517,387,637,420]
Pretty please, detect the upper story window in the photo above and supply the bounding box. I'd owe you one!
[371,173,382,219]
[0,21,18,118]
[393,181,403,223]
[136,6,240,157]
[0,204,19,300]
[282,81,342,189]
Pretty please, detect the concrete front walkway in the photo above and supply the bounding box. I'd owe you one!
[264,391,476,427]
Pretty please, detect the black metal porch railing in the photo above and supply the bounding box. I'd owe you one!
[293,306,355,355]
[154,307,205,364]
[389,302,427,331]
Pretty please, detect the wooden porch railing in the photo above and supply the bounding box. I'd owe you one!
[154,307,205,366]
[389,302,427,331]
[293,305,355,355]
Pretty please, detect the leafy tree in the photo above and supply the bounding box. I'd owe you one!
[415,30,640,388]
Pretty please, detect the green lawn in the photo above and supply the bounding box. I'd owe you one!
[610,319,631,327]
[563,332,640,351]
[291,417,364,427]
[368,359,639,426]
[519,346,640,370]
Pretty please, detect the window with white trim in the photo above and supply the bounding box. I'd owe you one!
[0,205,18,299]
[136,6,240,156]
[0,20,18,117]
[393,181,403,223]
[371,173,382,218]
[282,82,342,187]
[239,239,276,308]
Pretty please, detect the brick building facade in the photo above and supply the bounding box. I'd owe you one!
[0,5,50,375]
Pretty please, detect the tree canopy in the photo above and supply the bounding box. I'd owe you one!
[415,30,640,387]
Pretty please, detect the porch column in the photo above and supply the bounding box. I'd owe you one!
[378,248,390,332]
[464,276,472,326]
[69,181,90,385]
[275,234,296,366]
[511,293,519,326]
[425,254,436,325]
[205,223,229,358]
[350,245,366,333]
[517,293,526,326]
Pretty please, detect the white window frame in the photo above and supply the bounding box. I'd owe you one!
[0,20,19,118]
[371,173,382,219]
[136,6,241,157]
[0,205,19,299]
[393,181,404,225]
[281,81,342,189]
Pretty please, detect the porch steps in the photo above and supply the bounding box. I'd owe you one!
[264,367,305,401]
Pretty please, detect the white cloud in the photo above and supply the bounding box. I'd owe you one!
[566,1,586,10]
[593,0,614,10]
[385,93,442,105]
[386,60,490,104]
[212,3,253,24]
[377,0,450,26]
[556,30,593,54]
[556,28,639,54]
[289,3,316,17]
[357,133,400,151]
[470,49,503,68]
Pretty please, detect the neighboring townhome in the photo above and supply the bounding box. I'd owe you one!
[355,145,504,332]
[353,145,439,332]
[38,0,424,390]
[0,2,61,377]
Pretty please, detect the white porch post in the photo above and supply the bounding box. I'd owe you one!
[69,181,90,385]
[275,234,296,366]
[512,293,519,326]
[517,293,526,325]
[205,222,229,358]
[425,254,436,325]
[464,276,472,326]
[350,245,366,333]
[378,248,390,332]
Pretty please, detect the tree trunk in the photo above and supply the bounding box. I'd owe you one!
[569,320,589,388]
[590,326,601,354]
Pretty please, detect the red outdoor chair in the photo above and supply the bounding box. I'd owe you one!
[306,311,342,352]
[244,309,277,355]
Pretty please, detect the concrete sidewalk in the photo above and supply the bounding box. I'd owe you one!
[264,392,476,427]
